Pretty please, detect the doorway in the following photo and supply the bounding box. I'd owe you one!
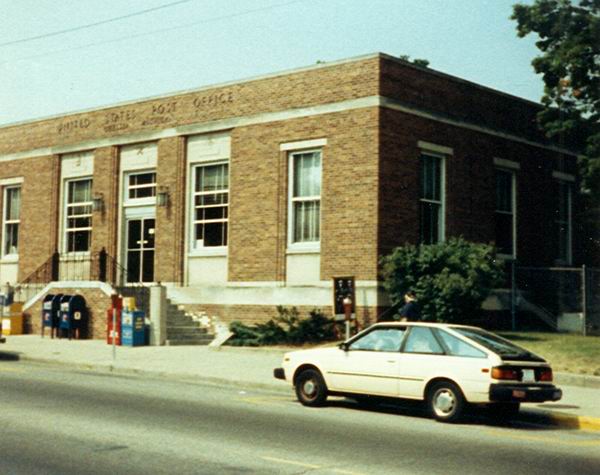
[125,217,155,283]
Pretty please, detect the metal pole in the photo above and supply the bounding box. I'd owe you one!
[112,307,117,361]
[511,260,517,331]
[582,265,587,337]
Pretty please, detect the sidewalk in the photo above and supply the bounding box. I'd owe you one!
[2,335,600,430]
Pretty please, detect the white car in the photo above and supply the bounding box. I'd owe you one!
[274,322,562,422]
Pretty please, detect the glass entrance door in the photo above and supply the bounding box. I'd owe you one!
[126,218,155,283]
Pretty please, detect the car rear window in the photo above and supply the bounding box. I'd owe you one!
[451,327,544,361]
[435,329,487,358]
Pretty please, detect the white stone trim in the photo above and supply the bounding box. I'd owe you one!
[494,157,521,170]
[0,96,578,164]
[381,97,577,157]
[0,177,24,186]
[280,138,327,151]
[418,141,453,156]
[552,171,576,182]
[22,281,114,311]
[166,281,385,307]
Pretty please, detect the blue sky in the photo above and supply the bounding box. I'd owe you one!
[0,0,540,126]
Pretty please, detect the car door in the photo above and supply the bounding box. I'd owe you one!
[397,326,447,399]
[328,327,407,397]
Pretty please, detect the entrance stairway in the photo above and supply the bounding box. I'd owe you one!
[165,300,214,346]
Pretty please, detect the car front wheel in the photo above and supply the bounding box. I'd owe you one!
[295,369,328,407]
[427,381,465,422]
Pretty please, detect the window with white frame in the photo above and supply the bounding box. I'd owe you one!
[554,180,572,264]
[419,153,444,244]
[127,171,156,200]
[2,186,21,257]
[192,162,229,249]
[495,169,516,257]
[289,150,321,245]
[65,178,93,253]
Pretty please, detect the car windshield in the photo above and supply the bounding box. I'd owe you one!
[451,327,544,362]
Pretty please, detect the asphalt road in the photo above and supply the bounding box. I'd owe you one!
[1,360,599,475]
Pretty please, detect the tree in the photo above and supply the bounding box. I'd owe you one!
[380,238,505,323]
[512,0,600,198]
[398,54,430,68]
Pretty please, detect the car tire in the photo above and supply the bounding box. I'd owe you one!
[295,369,328,407]
[427,381,465,423]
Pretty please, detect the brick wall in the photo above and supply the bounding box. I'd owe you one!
[155,137,186,284]
[0,57,380,155]
[228,108,380,283]
[179,303,381,329]
[0,155,60,280]
[378,107,578,267]
[24,287,112,339]
[91,147,119,258]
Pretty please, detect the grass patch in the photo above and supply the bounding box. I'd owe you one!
[500,332,600,376]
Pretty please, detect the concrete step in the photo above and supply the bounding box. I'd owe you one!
[167,328,210,336]
[165,336,214,346]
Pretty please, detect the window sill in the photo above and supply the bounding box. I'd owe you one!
[0,255,19,264]
[61,252,91,260]
[188,248,228,258]
[286,245,321,255]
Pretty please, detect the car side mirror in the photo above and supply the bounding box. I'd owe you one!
[339,342,349,352]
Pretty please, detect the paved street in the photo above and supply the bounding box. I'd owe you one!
[2,360,600,475]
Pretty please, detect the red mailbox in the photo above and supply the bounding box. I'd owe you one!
[106,294,122,345]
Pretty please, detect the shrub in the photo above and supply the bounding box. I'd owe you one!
[380,237,505,323]
[227,307,335,346]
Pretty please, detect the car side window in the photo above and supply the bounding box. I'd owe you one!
[348,328,406,352]
[402,327,444,354]
[435,330,487,358]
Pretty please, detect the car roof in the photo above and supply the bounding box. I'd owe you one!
[372,321,480,331]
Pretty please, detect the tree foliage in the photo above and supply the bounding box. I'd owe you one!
[380,238,505,323]
[512,0,600,198]
[398,54,430,68]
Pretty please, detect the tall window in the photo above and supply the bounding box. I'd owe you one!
[554,180,572,264]
[2,186,21,257]
[290,150,321,245]
[128,172,156,199]
[420,153,444,244]
[495,169,516,257]
[65,179,93,253]
[192,162,229,249]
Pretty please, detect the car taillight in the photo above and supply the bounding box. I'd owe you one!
[538,367,553,382]
[491,366,520,380]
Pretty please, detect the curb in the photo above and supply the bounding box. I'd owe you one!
[15,354,291,395]
[555,372,600,390]
[545,412,600,432]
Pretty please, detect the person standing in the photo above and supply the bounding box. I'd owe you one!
[398,291,420,321]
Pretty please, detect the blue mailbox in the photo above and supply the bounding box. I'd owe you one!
[121,310,146,346]
[42,293,63,338]
[59,295,87,340]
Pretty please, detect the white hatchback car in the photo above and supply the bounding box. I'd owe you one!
[274,322,562,422]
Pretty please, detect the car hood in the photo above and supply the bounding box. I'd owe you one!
[286,347,341,360]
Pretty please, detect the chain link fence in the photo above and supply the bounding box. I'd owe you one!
[510,265,600,336]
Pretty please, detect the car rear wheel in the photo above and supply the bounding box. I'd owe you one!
[427,381,465,422]
[295,369,328,407]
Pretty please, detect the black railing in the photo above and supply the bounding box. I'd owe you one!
[15,248,151,313]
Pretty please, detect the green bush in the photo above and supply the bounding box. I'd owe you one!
[228,307,335,346]
[380,237,505,323]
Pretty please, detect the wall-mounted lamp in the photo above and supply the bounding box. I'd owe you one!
[157,186,170,207]
[92,193,104,213]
